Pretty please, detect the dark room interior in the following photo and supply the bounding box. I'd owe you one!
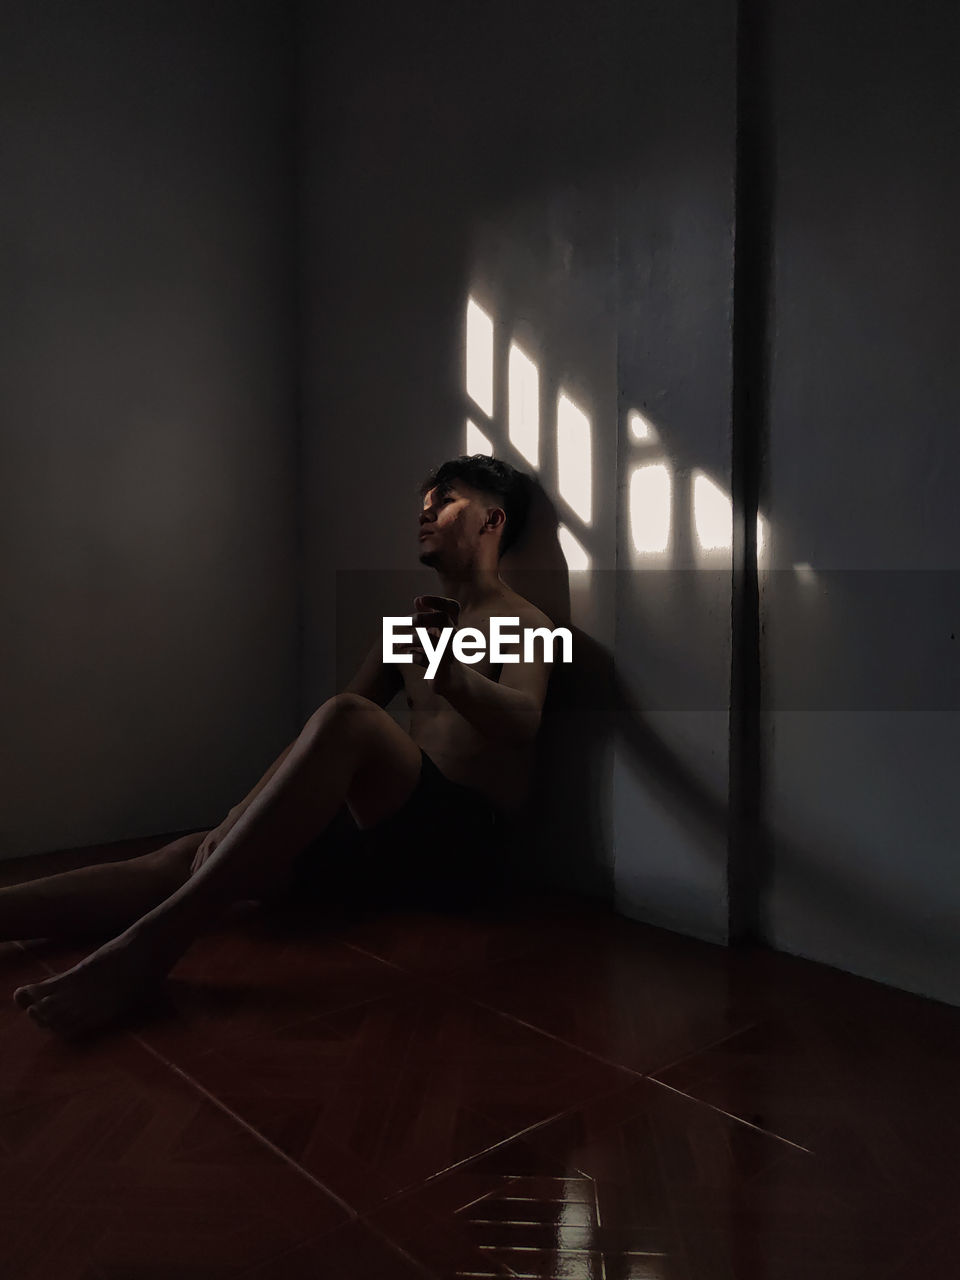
[2,0,959,1275]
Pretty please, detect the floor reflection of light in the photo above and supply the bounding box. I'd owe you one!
[465,419,493,456]
[558,522,591,570]
[628,409,658,442]
[556,392,592,523]
[693,470,733,551]
[465,296,494,417]
[508,341,540,467]
[629,462,672,554]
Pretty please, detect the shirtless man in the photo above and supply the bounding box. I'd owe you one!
[7,455,553,1035]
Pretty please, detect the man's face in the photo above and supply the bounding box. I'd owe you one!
[418,483,489,568]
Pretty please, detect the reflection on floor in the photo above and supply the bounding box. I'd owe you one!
[3,857,959,1278]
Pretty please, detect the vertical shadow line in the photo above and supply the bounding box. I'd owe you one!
[291,0,308,727]
[728,0,773,941]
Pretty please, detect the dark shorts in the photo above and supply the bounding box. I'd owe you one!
[289,750,512,911]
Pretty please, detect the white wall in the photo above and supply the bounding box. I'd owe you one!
[763,0,960,1002]
[0,2,300,857]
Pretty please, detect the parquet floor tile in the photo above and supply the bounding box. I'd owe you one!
[656,955,960,1221]
[173,988,633,1213]
[0,1033,348,1279]
[0,1205,110,1280]
[0,946,152,1102]
[331,891,615,979]
[236,1219,433,1278]
[4,892,960,1279]
[440,920,759,1074]
[16,906,415,1061]
[137,907,415,1060]
[369,1076,934,1280]
[883,1212,960,1279]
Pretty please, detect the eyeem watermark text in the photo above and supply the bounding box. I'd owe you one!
[383,616,573,680]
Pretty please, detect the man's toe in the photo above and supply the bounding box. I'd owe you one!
[14,984,40,1009]
[27,999,52,1027]
[34,995,71,1031]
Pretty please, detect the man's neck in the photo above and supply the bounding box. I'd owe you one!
[435,566,505,613]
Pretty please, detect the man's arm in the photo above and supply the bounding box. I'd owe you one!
[438,656,547,745]
[429,605,552,745]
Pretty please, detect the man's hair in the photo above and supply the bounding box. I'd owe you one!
[419,455,532,557]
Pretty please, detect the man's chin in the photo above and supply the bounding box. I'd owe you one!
[418,547,440,567]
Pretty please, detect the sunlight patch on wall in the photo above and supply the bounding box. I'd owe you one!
[756,513,767,560]
[508,342,540,467]
[465,297,494,417]
[628,409,658,443]
[693,471,732,552]
[465,419,493,456]
[558,523,591,570]
[629,463,672,554]
[556,392,592,524]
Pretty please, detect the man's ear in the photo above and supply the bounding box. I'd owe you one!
[484,506,506,535]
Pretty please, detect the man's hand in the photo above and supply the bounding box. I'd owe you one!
[408,594,461,691]
[191,805,245,875]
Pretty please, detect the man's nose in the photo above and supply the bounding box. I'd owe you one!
[419,509,436,525]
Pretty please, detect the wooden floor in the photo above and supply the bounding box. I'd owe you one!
[2,873,959,1278]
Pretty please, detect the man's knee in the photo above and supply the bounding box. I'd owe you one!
[141,833,205,890]
[304,692,378,741]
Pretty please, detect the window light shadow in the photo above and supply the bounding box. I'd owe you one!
[465,419,494,456]
[629,462,672,555]
[556,392,592,524]
[508,341,540,467]
[694,471,770,564]
[628,409,659,443]
[693,471,732,553]
[557,523,591,571]
[466,297,494,417]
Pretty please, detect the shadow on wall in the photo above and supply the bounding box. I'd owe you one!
[502,478,728,902]
[501,480,613,899]
[532,612,960,995]
[505,485,959,998]
[575,615,958,989]
[496,481,598,897]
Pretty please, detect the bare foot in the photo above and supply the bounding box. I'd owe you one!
[13,935,167,1036]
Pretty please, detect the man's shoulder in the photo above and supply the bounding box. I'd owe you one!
[496,589,553,632]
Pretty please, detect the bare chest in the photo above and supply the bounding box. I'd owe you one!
[400,643,501,715]
[402,611,503,710]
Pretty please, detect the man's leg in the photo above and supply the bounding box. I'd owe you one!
[0,841,172,891]
[14,694,422,1036]
[0,832,205,943]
